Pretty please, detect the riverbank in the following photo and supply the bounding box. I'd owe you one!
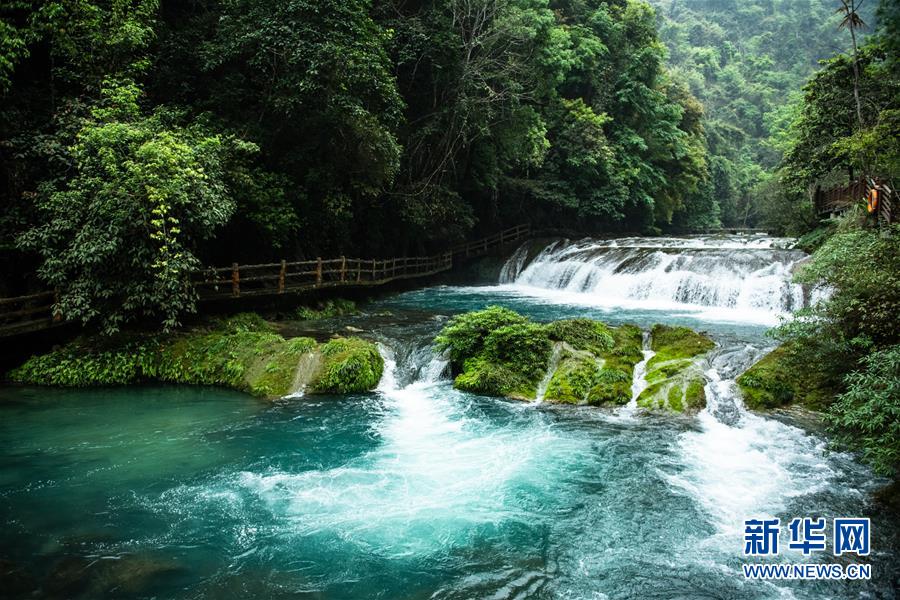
[6,313,383,399]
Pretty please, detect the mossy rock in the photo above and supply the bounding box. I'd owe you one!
[638,373,706,412]
[545,319,614,356]
[647,324,715,369]
[636,324,714,413]
[544,352,603,404]
[310,337,384,394]
[736,347,795,410]
[435,306,530,370]
[587,366,634,406]
[735,345,833,411]
[7,313,381,399]
[436,307,648,406]
[602,324,644,373]
[454,356,538,399]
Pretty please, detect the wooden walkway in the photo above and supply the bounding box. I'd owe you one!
[0,224,531,337]
[814,178,894,224]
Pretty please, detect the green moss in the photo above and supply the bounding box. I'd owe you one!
[634,325,714,413]
[736,346,798,410]
[602,324,644,373]
[544,354,602,404]
[647,324,715,370]
[311,337,384,394]
[587,367,633,406]
[434,309,713,410]
[294,299,359,321]
[684,378,706,410]
[7,313,380,399]
[545,319,614,356]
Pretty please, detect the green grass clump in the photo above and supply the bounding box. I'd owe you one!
[602,324,644,372]
[294,299,359,321]
[545,319,614,356]
[9,336,156,386]
[587,367,633,406]
[435,306,529,370]
[311,337,384,394]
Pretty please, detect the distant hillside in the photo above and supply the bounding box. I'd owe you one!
[646,0,877,225]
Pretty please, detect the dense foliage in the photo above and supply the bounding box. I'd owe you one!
[767,219,900,473]
[647,0,878,229]
[2,0,720,327]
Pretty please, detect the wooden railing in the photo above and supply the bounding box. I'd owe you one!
[0,224,531,335]
[195,253,454,299]
[0,291,57,336]
[814,177,894,225]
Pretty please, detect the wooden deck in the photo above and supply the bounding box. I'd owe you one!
[0,224,531,337]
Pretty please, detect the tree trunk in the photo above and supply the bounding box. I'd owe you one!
[849,21,864,129]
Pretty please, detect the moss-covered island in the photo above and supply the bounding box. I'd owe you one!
[434,307,715,412]
[636,324,715,412]
[7,314,383,399]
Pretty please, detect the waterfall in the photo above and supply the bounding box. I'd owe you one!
[499,236,809,322]
[627,331,656,410]
[499,243,530,283]
[535,343,565,403]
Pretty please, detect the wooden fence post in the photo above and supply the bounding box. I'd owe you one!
[316,257,323,287]
[340,256,347,282]
[357,261,362,282]
[372,259,377,281]
[52,289,61,322]
[278,260,286,294]
[232,263,240,297]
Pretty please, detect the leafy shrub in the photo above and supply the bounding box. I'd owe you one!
[482,323,552,380]
[295,299,358,320]
[313,337,384,393]
[434,306,528,369]
[826,345,900,476]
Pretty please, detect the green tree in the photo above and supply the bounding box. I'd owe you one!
[18,81,244,332]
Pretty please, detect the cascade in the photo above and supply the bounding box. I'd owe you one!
[500,236,809,321]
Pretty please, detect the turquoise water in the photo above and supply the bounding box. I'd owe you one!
[1,279,899,597]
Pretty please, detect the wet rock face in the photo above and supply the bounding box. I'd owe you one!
[41,554,183,599]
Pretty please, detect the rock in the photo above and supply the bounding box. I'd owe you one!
[435,307,649,406]
[636,324,715,413]
[310,337,384,394]
[8,314,383,400]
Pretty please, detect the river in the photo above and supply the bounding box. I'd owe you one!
[1,235,897,598]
